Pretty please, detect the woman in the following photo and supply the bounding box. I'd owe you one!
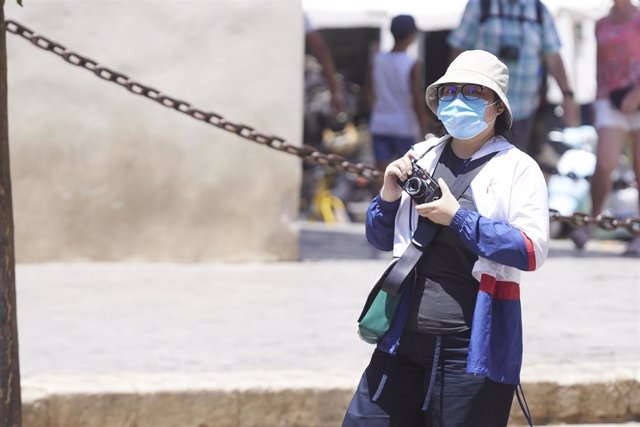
[570,0,640,256]
[342,50,549,426]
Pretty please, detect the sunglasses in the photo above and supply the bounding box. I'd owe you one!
[437,84,485,102]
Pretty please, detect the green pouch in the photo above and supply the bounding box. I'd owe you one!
[357,259,403,344]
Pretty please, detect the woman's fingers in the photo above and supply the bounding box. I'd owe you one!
[401,157,413,176]
[386,159,411,180]
[390,164,404,179]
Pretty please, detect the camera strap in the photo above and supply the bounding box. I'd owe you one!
[380,146,499,297]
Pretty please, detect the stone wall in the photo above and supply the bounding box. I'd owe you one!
[5,0,302,261]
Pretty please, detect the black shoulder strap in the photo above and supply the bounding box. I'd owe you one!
[380,148,500,297]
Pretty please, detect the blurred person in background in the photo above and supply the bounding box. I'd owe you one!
[447,0,580,155]
[364,14,435,172]
[570,0,640,256]
[300,15,345,219]
[305,15,345,114]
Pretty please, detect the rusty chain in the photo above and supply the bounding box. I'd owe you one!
[5,19,640,235]
[4,19,383,182]
[549,210,640,235]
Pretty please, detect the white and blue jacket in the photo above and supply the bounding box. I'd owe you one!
[366,135,549,385]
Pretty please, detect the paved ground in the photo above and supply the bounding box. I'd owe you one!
[12,224,640,425]
[17,233,639,400]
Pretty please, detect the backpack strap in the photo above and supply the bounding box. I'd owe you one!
[480,0,544,26]
[535,0,543,26]
[480,0,491,24]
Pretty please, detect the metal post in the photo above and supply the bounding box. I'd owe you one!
[0,8,22,427]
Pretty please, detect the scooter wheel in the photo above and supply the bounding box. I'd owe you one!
[550,221,570,239]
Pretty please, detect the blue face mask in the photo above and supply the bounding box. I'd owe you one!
[436,95,497,140]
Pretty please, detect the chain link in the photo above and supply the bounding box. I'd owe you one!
[549,210,640,235]
[5,19,383,182]
[5,19,640,233]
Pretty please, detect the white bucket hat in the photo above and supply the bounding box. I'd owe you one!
[425,50,512,130]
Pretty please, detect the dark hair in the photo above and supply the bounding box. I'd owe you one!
[390,15,417,41]
[494,112,508,136]
[490,91,508,135]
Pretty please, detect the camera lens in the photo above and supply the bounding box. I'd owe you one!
[405,177,425,197]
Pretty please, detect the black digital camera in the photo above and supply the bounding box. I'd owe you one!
[397,160,442,204]
[498,45,520,61]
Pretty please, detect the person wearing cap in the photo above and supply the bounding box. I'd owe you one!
[342,50,549,426]
[364,14,435,172]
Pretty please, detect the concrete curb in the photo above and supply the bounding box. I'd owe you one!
[22,380,640,427]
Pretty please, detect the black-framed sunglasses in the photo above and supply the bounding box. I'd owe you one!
[437,84,485,102]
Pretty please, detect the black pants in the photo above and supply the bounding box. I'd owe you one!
[342,330,515,427]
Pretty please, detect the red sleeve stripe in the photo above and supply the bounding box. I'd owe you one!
[479,274,520,300]
[520,231,536,271]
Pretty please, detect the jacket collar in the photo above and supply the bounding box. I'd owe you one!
[468,135,513,160]
[420,134,512,161]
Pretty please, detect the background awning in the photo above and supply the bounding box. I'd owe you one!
[303,0,611,31]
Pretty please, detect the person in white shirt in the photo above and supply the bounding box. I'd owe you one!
[364,15,434,171]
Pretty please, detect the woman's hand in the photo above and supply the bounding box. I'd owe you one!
[415,178,460,226]
[380,151,417,202]
[621,86,640,115]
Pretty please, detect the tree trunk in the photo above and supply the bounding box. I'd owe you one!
[0,7,22,427]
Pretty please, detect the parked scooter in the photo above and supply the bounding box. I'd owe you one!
[545,125,639,239]
[546,126,597,238]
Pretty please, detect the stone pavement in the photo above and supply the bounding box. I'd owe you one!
[16,228,640,426]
